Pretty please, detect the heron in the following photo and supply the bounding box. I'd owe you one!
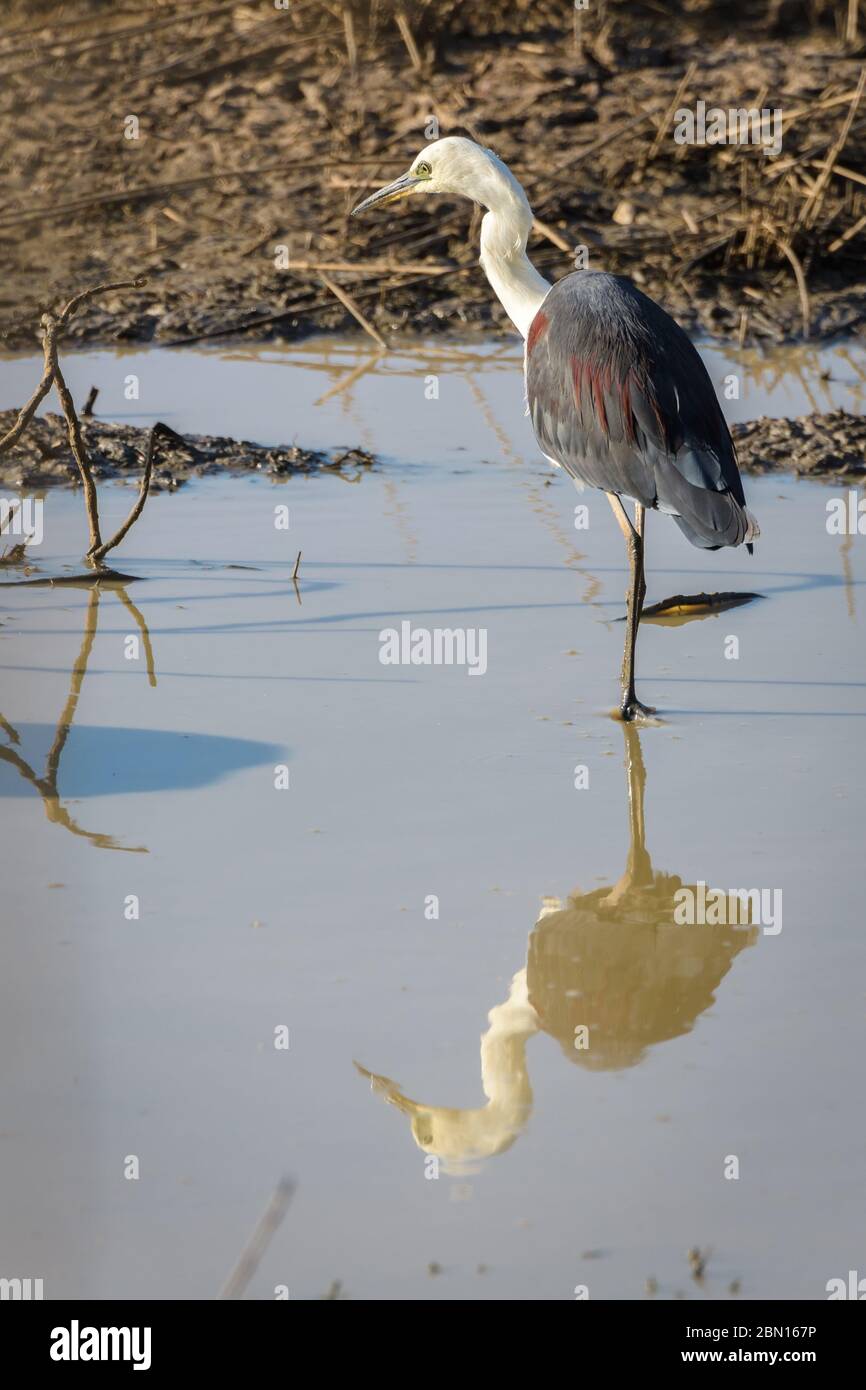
[352,136,759,721]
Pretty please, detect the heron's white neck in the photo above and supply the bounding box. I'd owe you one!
[478,171,551,338]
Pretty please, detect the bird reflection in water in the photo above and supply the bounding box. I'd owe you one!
[356,725,758,1172]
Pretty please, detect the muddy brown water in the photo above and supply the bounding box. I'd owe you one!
[0,337,864,1300]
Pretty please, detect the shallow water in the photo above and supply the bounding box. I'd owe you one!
[0,337,864,1300]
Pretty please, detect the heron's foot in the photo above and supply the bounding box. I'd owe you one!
[619,695,656,723]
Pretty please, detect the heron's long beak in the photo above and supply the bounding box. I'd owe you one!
[351,171,421,217]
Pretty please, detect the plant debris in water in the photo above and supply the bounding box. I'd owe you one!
[732,408,866,480]
[0,410,377,490]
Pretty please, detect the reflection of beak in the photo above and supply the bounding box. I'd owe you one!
[354,1060,422,1114]
[351,172,421,216]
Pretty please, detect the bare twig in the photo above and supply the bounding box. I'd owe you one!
[828,209,866,253]
[0,354,56,455]
[58,275,148,327]
[318,272,388,347]
[1,277,152,565]
[532,218,573,254]
[847,0,859,45]
[52,354,103,555]
[343,4,357,73]
[218,1177,295,1301]
[89,421,170,565]
[809,158,866,191]
[394,8,422,70]
[796,65,866,231]
[648,62,696,162]
[287,258,452,275]
[761,221,811,337]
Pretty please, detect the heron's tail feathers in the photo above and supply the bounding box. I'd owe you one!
[657,458,758,551]
[744,508,760,555]
[671,493,757,551]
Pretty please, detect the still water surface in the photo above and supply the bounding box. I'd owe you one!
[0,337,863,1299]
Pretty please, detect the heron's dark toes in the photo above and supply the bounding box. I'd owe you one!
[620,697,656,723]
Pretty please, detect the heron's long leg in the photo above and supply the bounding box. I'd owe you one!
[635,503,647,610]
[606,494,655,721]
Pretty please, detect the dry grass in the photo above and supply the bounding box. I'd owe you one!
[2,1,866,347]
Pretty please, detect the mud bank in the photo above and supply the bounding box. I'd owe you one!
[0,409,376,491]
[4,2,866,351]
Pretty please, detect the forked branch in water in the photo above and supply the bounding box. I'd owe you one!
[0,276,165,569]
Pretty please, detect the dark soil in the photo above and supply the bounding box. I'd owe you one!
[0,409,376,490]
[731,408,866,480]
[3,1,866,352]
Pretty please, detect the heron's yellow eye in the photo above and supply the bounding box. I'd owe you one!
[414,161,432,178]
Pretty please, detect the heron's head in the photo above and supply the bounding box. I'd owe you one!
[351,136,526,218]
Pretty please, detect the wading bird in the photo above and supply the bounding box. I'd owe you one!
[352,137,758,720]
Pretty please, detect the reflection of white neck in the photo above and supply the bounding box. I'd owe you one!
[478,172,550,338]
[424,969,540,1171]
[480,968,539,1110]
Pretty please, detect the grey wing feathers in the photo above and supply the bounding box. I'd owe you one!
[525,271,756,550]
